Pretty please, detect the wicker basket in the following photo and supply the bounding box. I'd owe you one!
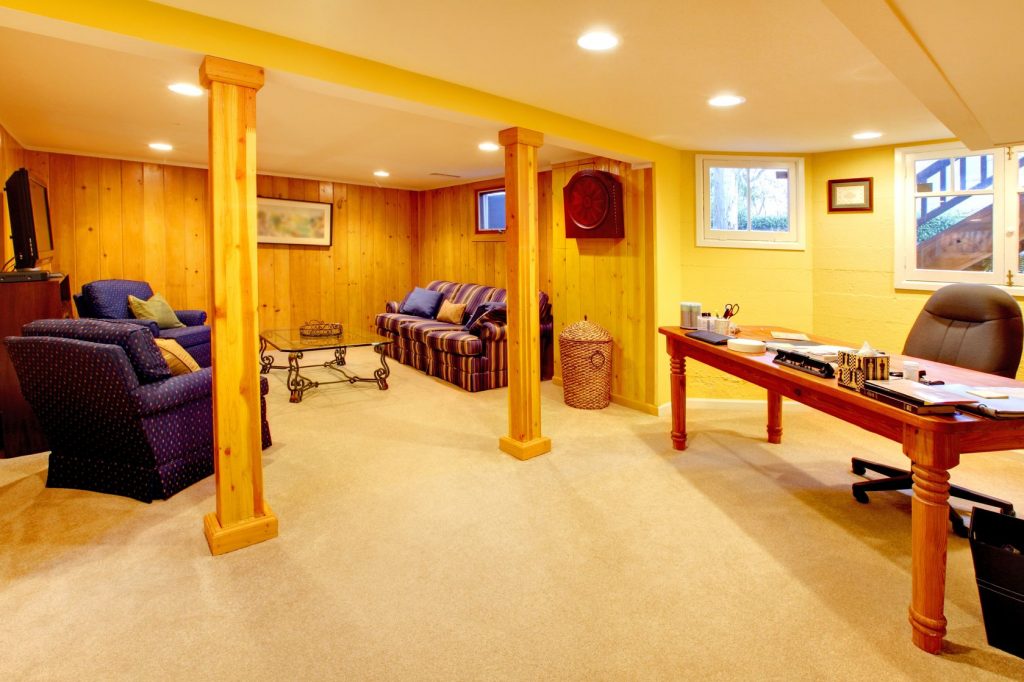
[299,320,343,337]
[560,318,612,409]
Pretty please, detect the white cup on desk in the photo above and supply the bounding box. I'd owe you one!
[903,361,921,382]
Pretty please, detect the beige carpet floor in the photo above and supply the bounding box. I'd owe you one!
[2,347,1024,680]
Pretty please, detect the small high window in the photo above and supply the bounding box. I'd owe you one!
[695,155,805,250]
[477,188,506,233]
[894,142,1024,291]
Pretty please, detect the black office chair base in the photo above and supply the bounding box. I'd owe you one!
[851,457,1016,538]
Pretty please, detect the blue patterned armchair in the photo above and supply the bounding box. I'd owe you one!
[5,319,270,502]
[73,279,211,367]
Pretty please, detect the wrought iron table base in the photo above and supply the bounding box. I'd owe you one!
[259,340,389,403]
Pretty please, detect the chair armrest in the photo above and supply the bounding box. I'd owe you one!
[134,367,212,416]
[476,320,507,342]
[105,318,161,336]
[385,301,400,314]
[175,309,207,326]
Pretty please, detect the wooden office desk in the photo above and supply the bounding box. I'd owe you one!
[660,325,1024,654]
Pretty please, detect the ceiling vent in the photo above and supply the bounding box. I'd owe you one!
[429,172,461,178]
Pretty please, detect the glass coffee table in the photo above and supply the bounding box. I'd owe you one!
[259,328,392,403]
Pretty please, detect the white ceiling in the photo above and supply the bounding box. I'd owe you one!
[0,1,1020,189]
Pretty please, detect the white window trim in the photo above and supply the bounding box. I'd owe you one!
[894,142,1023,293]
[695,154,806,251]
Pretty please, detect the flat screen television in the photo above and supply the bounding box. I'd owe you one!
[4,167,54,270]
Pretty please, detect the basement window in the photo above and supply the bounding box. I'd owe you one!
[894,142,1024,291]
[476,188,506,235]
[695,155,805,250]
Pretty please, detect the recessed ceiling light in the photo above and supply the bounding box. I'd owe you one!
[168,83,203,97]
[149,142,173,151]
[373,170,390,178]
[708,94,746,107]
[478,142,500,152]
[853,131,883,140]
[577,30,619,51]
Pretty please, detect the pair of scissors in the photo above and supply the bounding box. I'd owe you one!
[723,303,740,319]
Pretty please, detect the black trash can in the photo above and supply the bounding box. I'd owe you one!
[970,507,1024,659]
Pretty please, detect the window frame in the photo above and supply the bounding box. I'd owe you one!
[695,154,806,251]
[474,185,506,241]
[894,142,1021,293]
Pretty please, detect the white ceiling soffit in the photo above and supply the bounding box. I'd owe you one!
[151,0,950,153]
[0,13,595,190]
[824,0,1024,150]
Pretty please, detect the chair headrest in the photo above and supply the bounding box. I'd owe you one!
[22,319,170,383]
[80,279,154,319]
[924,283,1020,323]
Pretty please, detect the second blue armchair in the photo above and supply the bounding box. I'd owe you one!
[74,279,211,366]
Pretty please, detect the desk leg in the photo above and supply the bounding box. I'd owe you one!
[905,430,957,654]
[670,356,687,450]
[767,390,783,444]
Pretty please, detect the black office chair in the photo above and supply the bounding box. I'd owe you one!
[852,283,1023,537]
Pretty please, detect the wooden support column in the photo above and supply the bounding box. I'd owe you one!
[497,127,551,460]
[200,56,278,555]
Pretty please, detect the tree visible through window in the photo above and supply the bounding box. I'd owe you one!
[696,155,804,250]
[709,167,790,232]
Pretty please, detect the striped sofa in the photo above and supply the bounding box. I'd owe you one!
[375,280,553,392]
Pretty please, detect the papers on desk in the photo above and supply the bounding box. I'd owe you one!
[862,379,977,415]
[796,345,855,362]
[862,380,1024,419]
[765,340,823,351]
[770,331,810,341]
[942,385,1024,419]
[864,379,975,406]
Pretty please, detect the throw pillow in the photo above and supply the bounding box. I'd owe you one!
[465,301,507,332]
[436,299,467,325]
[154,338,200,376]
[128,293,185,329]
[399,287,445,318]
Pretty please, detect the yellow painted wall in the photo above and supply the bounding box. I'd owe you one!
[809,144,1024,380]
[679,152,816,398]
[809,145,923,349]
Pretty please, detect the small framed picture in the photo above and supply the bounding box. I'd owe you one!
[827,177,873,213]
[257,197,333,246]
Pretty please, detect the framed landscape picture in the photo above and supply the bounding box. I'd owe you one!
[257,197,332,246]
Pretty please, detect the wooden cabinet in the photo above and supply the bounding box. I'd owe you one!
[0,275,72,457]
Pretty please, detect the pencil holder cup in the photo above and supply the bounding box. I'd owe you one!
[837,350,889,391]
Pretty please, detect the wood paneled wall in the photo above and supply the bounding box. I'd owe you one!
[255,176,418,333]
[418,158,656,411]
[15,150,418,335]
[10,142,654,411]
[416,179,511,288]
[0,123,26,266]
[22,154,212,312]
[550,158,656,412]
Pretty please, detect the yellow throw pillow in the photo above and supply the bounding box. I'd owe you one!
[128,293,185,329]
[436,299,467,325]
[154,338,200,375]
